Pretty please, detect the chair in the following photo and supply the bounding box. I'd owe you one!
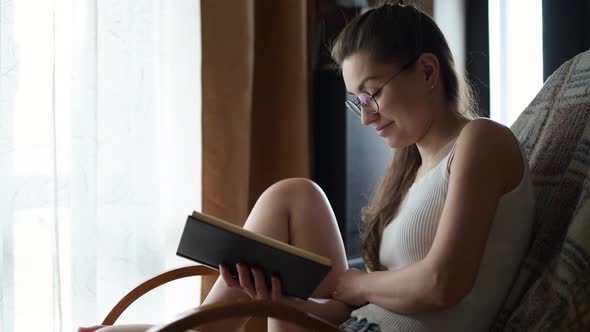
[489,49,590,331]
[103,50,590,332]
[101,265,343,331]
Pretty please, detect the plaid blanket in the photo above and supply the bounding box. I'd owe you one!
[490,50,590,331]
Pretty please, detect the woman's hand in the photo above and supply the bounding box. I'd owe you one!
[219,263,295,304]
[332,268,369,307]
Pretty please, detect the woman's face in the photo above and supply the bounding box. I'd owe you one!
[341,52,435,148]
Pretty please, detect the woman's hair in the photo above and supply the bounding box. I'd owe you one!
[331,2,478,271]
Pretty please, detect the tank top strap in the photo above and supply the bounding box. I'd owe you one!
[445,138,459,174]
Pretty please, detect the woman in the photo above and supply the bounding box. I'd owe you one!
[85,2,534,332]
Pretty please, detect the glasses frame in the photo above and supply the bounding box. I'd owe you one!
[345,55,420,118]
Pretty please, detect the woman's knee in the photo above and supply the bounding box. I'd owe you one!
[263,178,326,203]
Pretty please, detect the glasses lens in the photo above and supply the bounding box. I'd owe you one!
[345,93,378,118]
[359,93,378,113]
[345,100,362,118]
[357,93,371,105]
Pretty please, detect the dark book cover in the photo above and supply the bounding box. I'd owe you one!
[177,211,333,300]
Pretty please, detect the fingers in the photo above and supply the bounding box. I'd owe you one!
[236,263,256,298]
[219,264,240,288]
[220,263,277,301]
[251,267,269,299]
[270,275,283,301]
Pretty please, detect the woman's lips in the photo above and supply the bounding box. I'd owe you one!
[377,122,394,136]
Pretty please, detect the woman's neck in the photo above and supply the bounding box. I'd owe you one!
[415,113,470,169]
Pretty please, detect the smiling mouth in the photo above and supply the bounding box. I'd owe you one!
[376,122,394,133]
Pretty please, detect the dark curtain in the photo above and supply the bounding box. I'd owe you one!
[201,1,312,330]
[465,0,490,117]
[542,0,590,80]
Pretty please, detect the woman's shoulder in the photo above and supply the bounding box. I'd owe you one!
[456,117,520,154]
[453,117,524,193]
[459,117,515,141]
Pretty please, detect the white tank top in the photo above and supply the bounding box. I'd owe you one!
[351,140,535,332]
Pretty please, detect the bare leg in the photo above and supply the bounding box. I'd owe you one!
[197,178,351,332]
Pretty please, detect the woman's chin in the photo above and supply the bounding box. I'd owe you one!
[383,136,412,149]
[383,136,401,149]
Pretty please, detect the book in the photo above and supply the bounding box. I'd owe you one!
[176,211,333,300]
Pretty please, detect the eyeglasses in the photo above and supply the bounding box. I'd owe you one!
[345,56,419,118]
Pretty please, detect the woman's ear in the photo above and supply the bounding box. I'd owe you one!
[417,53,440,89]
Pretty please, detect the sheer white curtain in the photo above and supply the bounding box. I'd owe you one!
[0,0,202,331]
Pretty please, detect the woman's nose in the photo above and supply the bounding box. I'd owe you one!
[360,110,379,126]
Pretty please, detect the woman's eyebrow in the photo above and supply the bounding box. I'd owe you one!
[347,75,382,95]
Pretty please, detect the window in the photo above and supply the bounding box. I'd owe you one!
[489,0,543,126]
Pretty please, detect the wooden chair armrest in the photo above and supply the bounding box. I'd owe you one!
[145,300,343,332]
[102,265,218,325]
